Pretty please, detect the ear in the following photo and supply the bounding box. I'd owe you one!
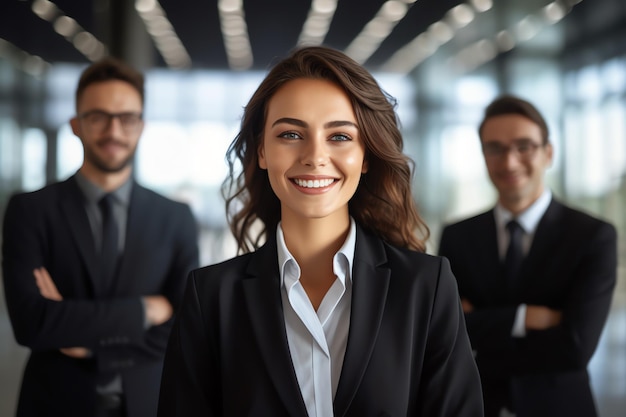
[545,142,554,166]
[69,117,81,136]
[137,119,145,137]
[361,158,369,174]
[257,141,267,170]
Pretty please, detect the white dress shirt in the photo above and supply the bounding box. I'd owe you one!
[276,218,356,417]
[494,189,552,337]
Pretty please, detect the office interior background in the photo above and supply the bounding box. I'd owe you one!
[1,0,625,415]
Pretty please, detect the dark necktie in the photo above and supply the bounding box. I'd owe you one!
[504,219,524,289]
[99,194,119,292]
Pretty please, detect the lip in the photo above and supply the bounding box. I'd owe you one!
[99,141,126,154]
[498,172,523,185]
[290,175,338,194]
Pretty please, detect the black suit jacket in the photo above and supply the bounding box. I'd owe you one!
[2,175,199,417]
[158,224,484,417]
[439,198,617,417]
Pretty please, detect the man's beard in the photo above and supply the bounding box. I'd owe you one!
[85,139,137,173]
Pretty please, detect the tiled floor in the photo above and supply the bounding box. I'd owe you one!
[1,275,624,416]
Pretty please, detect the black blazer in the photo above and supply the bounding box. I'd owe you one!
[2,175,199,417]
[158,224,484,417]
[439,198,617,417]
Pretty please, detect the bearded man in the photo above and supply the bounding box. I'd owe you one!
[2,57,199,417]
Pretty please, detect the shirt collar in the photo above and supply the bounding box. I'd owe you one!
[277,217,357,287]
[494,188,552,234]
[74,170,133,207]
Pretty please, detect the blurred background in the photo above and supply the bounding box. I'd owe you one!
[1,0,624,415]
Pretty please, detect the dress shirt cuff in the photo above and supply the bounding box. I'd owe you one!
[512,303,527,337]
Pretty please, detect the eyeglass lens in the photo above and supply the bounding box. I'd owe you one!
[80,110,142,132]
[482,140,542,159]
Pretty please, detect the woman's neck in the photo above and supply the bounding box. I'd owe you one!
[281,214,350,267]
[281,214,351,310]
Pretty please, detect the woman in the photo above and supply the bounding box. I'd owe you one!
[158,46,483,417]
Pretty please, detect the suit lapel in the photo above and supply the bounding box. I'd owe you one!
[483,212,508,296]
[242,238,309,417]
[334,226,391,417]
[460,210,507,304]
[520,198,563,289]
[59,177,99,294]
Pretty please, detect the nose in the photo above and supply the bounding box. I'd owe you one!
[502,148,521,168]
[300,136,329,167]
[104,115,125,136]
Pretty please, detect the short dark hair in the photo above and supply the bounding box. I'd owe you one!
[75,57,145,109]
[478,95,549,144]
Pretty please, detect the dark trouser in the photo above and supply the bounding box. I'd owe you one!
[482,379,515,417]
[95,392,126,417]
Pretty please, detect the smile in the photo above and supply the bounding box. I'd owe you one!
[292,178,335,188]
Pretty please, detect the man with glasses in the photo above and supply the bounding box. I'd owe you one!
[2,57,199,417]
[438,95,617,417]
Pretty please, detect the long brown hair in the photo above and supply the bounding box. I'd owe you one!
[222,46,429,253]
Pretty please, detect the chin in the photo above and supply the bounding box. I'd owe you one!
[95,160,132,173]
[93,153,134,173]
[498,179,525,193]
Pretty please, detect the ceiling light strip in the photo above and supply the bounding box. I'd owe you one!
[135,0,192,69]
[382,0,584,74]
[30,0,107,62]
[381,0,493,73]
[344,0,417,65]
[449,0,582,74]
[217,0,253,71]
[297,0,338,46]
[0,37,51,78]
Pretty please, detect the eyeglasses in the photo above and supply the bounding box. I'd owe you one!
[78,110,143,133]
[482,140,545,160]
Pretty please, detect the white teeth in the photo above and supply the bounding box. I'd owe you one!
[294,178,334,188]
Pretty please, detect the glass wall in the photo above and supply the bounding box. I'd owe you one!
[1,7,625,414]
[2,62,417,265]
[408,34,626,417]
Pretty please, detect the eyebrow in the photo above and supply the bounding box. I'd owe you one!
[482,137,537,144]
[271,117,358,130]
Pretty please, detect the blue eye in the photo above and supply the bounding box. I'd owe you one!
[279,131,302,140]
[331,133,351,142]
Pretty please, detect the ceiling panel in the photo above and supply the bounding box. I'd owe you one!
[1,0,623,75]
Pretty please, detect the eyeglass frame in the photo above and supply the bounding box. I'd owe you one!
[481,139,547,160]
[77,109,144,133]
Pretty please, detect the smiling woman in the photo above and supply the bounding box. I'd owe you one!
[258,78,367,228]
[157,45,484,417]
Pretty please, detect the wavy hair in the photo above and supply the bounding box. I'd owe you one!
[222,46,429,253]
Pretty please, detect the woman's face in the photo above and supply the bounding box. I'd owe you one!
[258,78,368,225]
